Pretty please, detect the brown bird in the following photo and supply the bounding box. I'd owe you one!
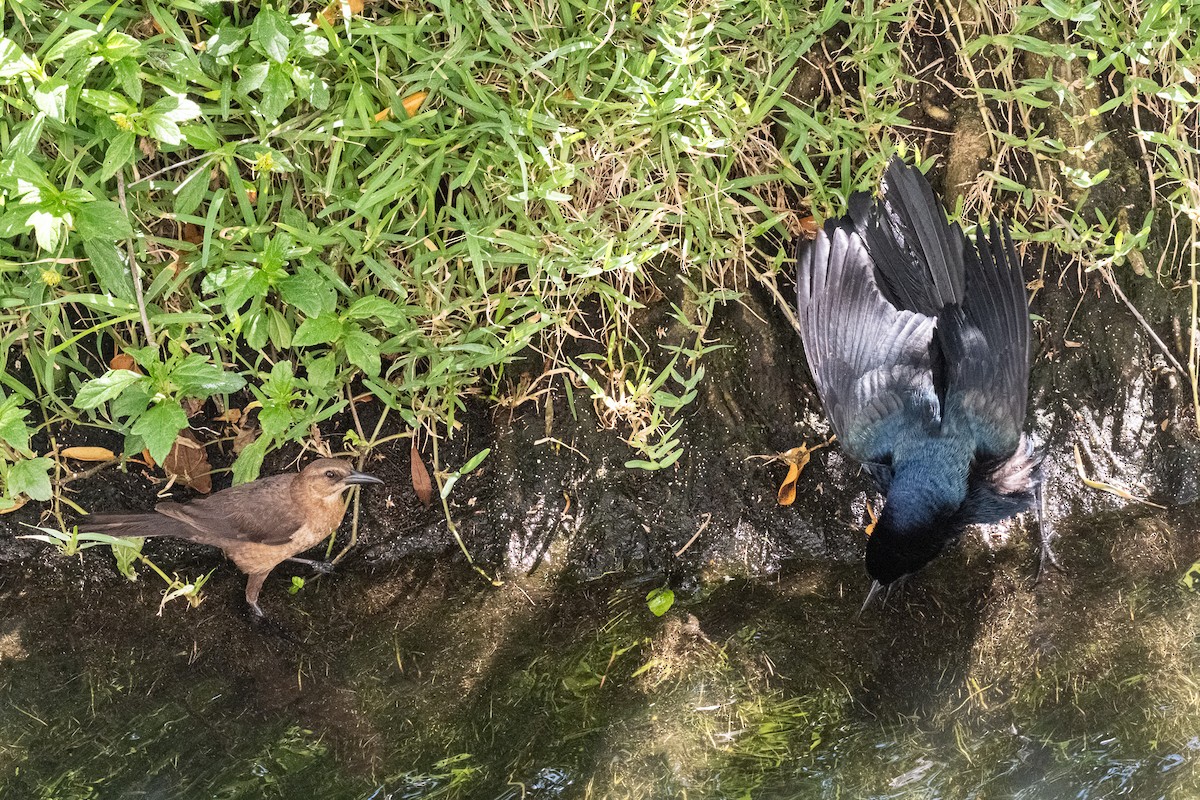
[83,458,383,616]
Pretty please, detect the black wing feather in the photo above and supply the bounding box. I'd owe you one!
[795,220,939,466]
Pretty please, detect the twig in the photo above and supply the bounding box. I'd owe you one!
[675,513,713,557]
[115,172,154,346]
[1097,266,1186,375]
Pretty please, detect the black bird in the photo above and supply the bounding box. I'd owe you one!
[82,458,384,616]
[794,157,1044,594]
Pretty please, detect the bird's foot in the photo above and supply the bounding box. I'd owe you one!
[1035,535,1064,584]
[288,557,334,575]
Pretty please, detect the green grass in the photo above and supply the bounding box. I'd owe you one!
[0,0,1196,512]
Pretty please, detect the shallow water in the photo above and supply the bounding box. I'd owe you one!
[3,498,1199,799]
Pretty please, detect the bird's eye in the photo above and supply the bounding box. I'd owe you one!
[325,470,337,479]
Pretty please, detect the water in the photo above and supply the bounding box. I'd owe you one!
[3,499,1199,799]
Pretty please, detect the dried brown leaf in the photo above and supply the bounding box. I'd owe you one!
[61,446,117,462]
[411,439,432,506]
[163,429,212,494]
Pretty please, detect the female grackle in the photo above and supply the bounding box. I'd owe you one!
[83,458,383,616]
[795,158,1046,600]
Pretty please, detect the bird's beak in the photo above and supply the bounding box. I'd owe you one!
[857,580,886,618]
[344,470,383,486]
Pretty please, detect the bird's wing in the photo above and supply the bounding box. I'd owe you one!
[796,220,940,466]
[940,220,1031,461]
[155,474,305,546]
[851,157,966,316]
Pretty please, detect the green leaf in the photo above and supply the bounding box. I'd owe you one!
[251,8,292,63]
[145,114,182,146]
[173,167,209,216]
[99,31,141,62]
[205,25,248,61]
[346,295,408,327]
[646,587,675,617]
[461,448,491,474]
[76,200,134,240]
[80,89,133,115]
[74,368,146,409]
[83,239,134,301]
[8,457,52,502]
[100,132,137,181]
[131,402,188,466]
[0,37,40,79]
[44,29,97,62]
[343,327,381,377]
[150,94,201,124]
[292,313,344,347]
[232,435,269,484]
[171,355,246,396]
[32,77,67,121]
[259,64,294,122]
[277,268,334,317]
[0,397,31,451]
[304,354,337,390]
[258,401,293,440]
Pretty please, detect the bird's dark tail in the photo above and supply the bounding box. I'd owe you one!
[81,514,192,540]
[849,157,966,315]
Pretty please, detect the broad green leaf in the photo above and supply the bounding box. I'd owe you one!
[171,355,246,396]
[0,37,39,79]
[0,397,30,450]
[251,8,292,63]
[343,327,381,377]
[131,402,188,466]
[32,77,67,120]
[82,238,134,301]
[259,64,294,122]
[278,268,334,317]
[76,200,133,239]
[8,457,52,501]
[346,295,407,327]
[646,587,675,617]
[100,132,137,181]
[292,313,343,346]
[74,368,146,409]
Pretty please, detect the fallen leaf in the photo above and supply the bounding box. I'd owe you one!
[61,446,117,462]
[110,353,139,373]
[772,437,834,506]
[777,461,800,505]
[374,107,392,122]
[182,397,205,417]
[799,215,819,239]
[214,407,242,424]
[1073,443,1165,509]
[181,222,203,245]
[232,424,258,455]
[0,497,28,515]
[864,500,878,538]
[321,0,364,24]
[163,429,212,494]
[411,439,432,506]
[402,91,427,118]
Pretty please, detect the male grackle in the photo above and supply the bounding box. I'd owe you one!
[83,458,383,616]
[794,157,1045,598]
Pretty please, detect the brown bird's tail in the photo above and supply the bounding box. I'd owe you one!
[81,514,200,541]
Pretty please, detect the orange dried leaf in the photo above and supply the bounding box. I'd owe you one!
[163,429,212,494]
[411,439,432,506]
[374,107,393,122]
[777,462,800,506]
[402,91,427,118]
[799,216,819,239]
[61,446,117,462]
[110,353,139,373]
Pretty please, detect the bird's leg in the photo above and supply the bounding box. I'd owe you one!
[244,572,268,617]
[287,557,334,574]
[1033,480,1062,581]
